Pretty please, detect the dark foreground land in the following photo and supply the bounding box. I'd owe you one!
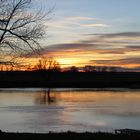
[0,131,140,140]
[0,71,140,88]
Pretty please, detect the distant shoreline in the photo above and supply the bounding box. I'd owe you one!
[0,71,140,89]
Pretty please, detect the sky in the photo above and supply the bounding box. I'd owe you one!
[33,0,140,68]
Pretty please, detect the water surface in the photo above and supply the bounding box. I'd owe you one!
[0,88,140,133]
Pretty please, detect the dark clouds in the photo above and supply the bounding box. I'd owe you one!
[43,43,96,52]
[39,32,140,56]
[89,57,140,65]
[79,32,140,45]
[87,32,140,38]
[25,32,140,67]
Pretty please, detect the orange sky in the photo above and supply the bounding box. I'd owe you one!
[27,32,140,69]
[1,1,140,69]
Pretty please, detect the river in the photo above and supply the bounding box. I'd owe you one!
[0,88,140,133]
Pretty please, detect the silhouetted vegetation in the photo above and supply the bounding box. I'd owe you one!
[0,71,140,88]
[64,66,79,72]
[33,57,61,72]
[0,0,51,67]
[0,131,140,140]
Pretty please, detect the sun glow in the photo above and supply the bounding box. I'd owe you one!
[56,58,88,68]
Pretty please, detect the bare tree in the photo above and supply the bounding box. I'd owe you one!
[0,0,51,65]
[34,57,61,72]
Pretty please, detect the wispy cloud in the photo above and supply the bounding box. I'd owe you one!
[26,32,140,67]
[84,24,109,28]
[40,32,140,55]
[67,16,98,21]
[89,57,140,67]
[46,16,109,29]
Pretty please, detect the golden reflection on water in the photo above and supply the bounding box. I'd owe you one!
[0,89,140,110]
[34,89,140,105]
[34,89,140,118]
[0,89,140,132]
[35,89,57,105]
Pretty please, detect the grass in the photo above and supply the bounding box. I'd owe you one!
[0,131,140,140]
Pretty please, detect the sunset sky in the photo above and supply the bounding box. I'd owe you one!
[34,0,140,68]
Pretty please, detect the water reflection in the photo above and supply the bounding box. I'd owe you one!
[35,89,56,105]
[0,88,140,132]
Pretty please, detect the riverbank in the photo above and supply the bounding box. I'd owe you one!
[0,131,140,140]
[0,71,140,88]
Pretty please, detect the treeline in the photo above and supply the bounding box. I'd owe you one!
[0,57,139,72]
[0,71,140,88]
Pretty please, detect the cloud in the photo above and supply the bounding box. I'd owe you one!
[89,57,140,66]
[81,32,140,42]
[68,16,97,21]
[84,24,109,28]
[26,32,140,59]
[125,46,140,50]
[46,16,109,30]
[39,43,124,56]
[25,32,140,67]
[88,32,140,37]
[39,43,97,55]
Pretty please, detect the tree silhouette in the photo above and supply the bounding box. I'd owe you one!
[69,66,79,72]
[34,57,61,72]
[0,0,51,65]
